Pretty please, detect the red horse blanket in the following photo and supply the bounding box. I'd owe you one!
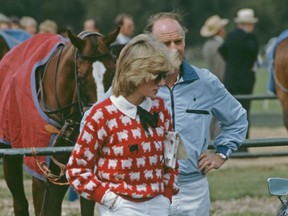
[0,33,67,180]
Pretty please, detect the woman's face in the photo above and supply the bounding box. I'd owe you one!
[135,72,167,100]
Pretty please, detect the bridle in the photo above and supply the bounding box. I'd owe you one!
[39,31,115,125]
[36,31,116,185]
[75,32,116,116]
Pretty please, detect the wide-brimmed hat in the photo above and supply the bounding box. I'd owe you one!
[200,15,229,37]
[234,8,258,24]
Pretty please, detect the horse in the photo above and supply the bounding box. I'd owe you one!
[0,27,119,216]
[269,30,288,131]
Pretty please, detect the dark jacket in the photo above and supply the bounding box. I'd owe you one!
[219,28,259,94]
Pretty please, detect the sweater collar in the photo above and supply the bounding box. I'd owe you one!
[110,95,152,119]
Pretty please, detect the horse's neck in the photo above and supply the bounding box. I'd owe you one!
[60,45,75,66]
[54,45,77,101]
[42,44,79,122]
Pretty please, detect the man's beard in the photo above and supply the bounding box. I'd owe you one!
[169,50,182,68]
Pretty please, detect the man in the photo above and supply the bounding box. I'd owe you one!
[83,17,102,33]
[200,15,229,140]
[201,15,228,84]
[113,13,134,45]
[219,8,259,138]
[110,13,134,59]
[19,16,38,34]
[144,12,248,216]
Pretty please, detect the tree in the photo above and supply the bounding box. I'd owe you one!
[0,0,287,46]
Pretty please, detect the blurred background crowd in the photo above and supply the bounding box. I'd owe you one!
[0,0,287,47]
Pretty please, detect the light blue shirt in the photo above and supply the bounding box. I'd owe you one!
[157,60,247,183]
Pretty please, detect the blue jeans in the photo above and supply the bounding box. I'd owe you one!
[68,186,79,202]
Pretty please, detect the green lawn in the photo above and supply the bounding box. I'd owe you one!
[251,68,282,114]
[209,164,287,201]
[191,54,282,117]
[208,159,288,216]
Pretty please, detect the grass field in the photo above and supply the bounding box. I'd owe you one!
[208,157,288,216]
[192,53,282,115]
[251,68,282,114]
[192,54,283,127]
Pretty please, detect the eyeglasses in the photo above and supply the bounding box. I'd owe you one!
[154,72,168,84]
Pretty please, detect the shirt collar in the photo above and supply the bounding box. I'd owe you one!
[214,35,224,43]
[110,95,152,119]
[180,60,199,82]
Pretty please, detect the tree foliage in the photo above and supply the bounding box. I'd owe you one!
[1,0,287,46]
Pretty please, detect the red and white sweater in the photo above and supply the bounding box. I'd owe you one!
[66,95,178,204]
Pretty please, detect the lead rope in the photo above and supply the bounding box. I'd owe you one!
[32,147,69,186]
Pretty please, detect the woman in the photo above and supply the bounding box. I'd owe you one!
[66,34,178,215]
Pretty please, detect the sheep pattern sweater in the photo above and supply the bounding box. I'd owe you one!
[66,96,178,204]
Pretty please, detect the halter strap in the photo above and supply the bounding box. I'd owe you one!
[76,31,116,63]
[77,31,103,39]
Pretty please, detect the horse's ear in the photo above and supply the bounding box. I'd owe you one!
[67,29,84,50]
[103,27,121,47]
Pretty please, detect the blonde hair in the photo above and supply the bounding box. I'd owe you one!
[112,34,174,97]
[19,16,37,28]
[39,19,58,33]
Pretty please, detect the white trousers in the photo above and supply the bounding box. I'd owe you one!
[98,194,170,216]
[171,177,210,216]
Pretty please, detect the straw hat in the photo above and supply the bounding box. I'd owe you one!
[200,15,229,37]
[234,8,258,24]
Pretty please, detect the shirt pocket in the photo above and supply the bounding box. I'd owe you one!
[186,109,210,115]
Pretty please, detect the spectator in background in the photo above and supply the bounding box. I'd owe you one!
[219,8,259,138]
[113,13,134,45]
[19,16,38,34]
[0,13,11,29]
[9,16,22,29]
[144,11,248,216]
[110,13,134,59]
[200,15,229,140]
[83,17,102,33]
[39,19,58,33]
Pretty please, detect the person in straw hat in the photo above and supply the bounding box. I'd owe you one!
[200,15,229,140]
[219,8,259,140]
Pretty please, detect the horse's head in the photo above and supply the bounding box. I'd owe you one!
[67,28,119,113]
[39,29,120,181]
